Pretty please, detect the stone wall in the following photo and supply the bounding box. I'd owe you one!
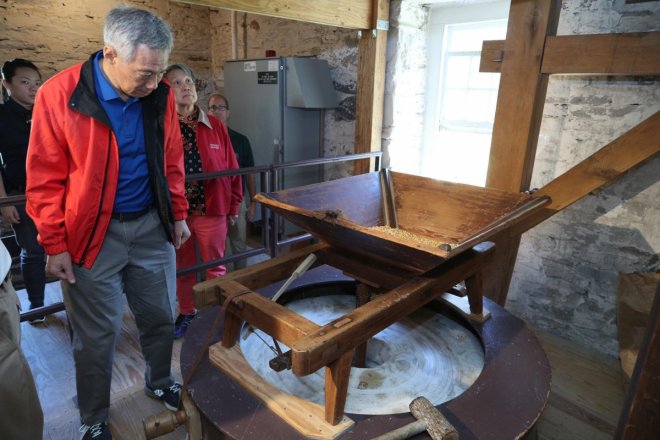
[505,0,660,357]
[0,0,359,176]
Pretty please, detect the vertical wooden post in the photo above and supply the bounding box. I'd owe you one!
[325,350,354,424]
[483,0,562,304]
[353,283,371,367]
[615,285,660,440]
[464,271,484,316]
[354,0,389,175]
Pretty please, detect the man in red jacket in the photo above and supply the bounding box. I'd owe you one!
[26,6,190,440]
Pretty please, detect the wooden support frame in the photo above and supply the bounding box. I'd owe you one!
[203,242,494,434]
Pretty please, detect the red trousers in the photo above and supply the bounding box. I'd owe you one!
[176,215,228,315]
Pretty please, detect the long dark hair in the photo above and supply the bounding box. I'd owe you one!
[1,58,41,102]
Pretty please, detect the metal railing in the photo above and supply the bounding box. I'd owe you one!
[0,151,382,321]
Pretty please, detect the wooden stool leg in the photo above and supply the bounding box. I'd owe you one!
[465,271,484,316]
[325,350,353,424]
[354,284,370,368]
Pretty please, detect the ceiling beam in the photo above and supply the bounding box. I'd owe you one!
[172,0,372,29]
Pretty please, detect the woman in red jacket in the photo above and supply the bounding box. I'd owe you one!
[164,64,242,338]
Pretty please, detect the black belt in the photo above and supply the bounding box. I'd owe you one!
[111,207,151,222]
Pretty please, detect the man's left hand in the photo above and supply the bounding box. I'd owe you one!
[173,220,191,249]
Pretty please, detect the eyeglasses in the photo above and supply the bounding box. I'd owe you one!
[208,104,228,112]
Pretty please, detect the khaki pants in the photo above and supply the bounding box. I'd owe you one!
[0,278,43,440]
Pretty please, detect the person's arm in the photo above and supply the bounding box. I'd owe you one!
[25,83,70,258]
[0,177,20,224]
[163,88,191,245]
[221,124,243,219]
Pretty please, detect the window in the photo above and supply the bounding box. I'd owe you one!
[422,2,509,186]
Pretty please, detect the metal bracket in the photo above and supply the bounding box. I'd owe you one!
[358,20,389,39]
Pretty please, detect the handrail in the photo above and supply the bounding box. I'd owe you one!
[1,151,382,321]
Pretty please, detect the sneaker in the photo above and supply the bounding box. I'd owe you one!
[174,310,197,339]
[79,422,112,440]
[29,316,46,324]
[28,305,46,324]
[145,382,182,411]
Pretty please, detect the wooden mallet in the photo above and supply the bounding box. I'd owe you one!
[372,396,459,440]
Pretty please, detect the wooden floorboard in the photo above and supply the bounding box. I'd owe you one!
[19,282,186,439]
[18,282,626,439]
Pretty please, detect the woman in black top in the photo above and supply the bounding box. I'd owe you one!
[0,58,46,321]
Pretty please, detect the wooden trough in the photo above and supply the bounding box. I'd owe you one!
[255,170,551,273]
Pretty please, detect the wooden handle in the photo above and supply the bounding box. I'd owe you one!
[143,409,186,439]
[371,419,427,440]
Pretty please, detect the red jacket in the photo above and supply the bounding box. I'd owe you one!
[194,109,242,216]
[26,54,188,268]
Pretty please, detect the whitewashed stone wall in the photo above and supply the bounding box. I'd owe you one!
[506,0,660,357]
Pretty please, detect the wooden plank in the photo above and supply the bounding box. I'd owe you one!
[542,32,660,75]
[217,280,320,347]
[482,0,562,305]
[616,284,660,440]
[486,0,561,192]
[316,246,411,290]
[481,32,660,75]
[508,111,660,236]
[354,0,389,174]
[172,0,372,29]
[209,343,355,439]
[193,243,326,308]
[290,243,494,375]
[536,331,626,437]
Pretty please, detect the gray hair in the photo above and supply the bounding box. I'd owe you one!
[104,6,174,62]
[164,63,196,82]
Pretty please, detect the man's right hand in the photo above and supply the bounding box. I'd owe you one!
[47,252,76,284]
[1,206,20,224]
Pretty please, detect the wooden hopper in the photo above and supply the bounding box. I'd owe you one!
[255,170,550,273]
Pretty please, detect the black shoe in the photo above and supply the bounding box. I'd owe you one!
[145,382,182,411]
[28,304,46,324]
[79,422,112,440]
[174,310,197,339]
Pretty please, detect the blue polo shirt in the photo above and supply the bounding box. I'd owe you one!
[93,51,153,213]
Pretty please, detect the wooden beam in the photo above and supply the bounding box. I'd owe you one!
[354,0,389,174]
[172,0,372,29]
[217,280,320,347]
[509,111,660,237]
[543,31,660,75]
[481,31,660,75]
[482,0,562,305]
[290,243,494,376]
[480,39,505,73]
[486,0,561,192]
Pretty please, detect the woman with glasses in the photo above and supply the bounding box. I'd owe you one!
[164,63,242,338]
[0,58,47,323]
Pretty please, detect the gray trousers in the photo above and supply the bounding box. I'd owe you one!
[61,208,177,425]
[225,198,248,270]
[0,278,43,440]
